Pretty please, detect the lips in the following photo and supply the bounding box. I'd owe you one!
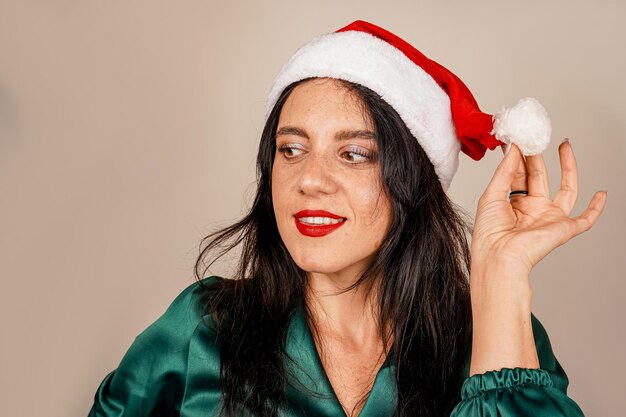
[294,210,347,237]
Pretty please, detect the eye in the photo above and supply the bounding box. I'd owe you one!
[277,144,305,159]
[340,146,375,164]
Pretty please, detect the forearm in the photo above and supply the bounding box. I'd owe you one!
[468,263,539,376]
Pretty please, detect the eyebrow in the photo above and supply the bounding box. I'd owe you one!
[275,126,377,141]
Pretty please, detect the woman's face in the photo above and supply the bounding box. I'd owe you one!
[271,78,392,279]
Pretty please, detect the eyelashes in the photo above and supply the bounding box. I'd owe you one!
[276,144,305,159]
[342,148,375,163]
[276,144,377,164]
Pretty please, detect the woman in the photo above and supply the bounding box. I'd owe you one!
[88,20,607,417]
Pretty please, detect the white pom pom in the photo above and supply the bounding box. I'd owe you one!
[490,97,551,155]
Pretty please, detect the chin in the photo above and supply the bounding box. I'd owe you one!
[291,250,346,275]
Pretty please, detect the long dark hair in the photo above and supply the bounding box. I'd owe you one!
[194,77,473,417]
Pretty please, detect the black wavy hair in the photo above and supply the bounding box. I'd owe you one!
[194,77,473,417]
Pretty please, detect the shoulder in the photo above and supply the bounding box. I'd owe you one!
[131,275,226,352]
[88,276,228,415]
[163,275,224,318]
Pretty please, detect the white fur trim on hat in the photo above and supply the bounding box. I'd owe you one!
[265,31,460,192]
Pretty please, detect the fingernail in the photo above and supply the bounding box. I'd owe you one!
[561,137,570,144]
[504,143,511,155]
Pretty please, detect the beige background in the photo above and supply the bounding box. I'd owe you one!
[1,1,624,415]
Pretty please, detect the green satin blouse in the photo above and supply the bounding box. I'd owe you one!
[88,276,586,416]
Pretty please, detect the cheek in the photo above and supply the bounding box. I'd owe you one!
[347,189,391,262]
[355,176,392,226]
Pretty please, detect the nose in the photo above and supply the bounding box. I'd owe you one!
[297,153,338,196]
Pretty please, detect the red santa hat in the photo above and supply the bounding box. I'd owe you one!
[265,20,551,191]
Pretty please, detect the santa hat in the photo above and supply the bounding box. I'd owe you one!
[264,20,551,191]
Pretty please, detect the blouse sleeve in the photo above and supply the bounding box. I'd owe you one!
[87,277,221,417]
[449,313,586,417]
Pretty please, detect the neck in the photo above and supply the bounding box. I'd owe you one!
[304,269,387,349]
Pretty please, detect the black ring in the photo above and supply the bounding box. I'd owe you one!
[509,190,529,197]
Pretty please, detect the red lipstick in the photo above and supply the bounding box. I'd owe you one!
[294,210,347,237]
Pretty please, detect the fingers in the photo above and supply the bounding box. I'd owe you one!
[553,139,578,215]
[501,144,529,196]
[499,141,557,200]
[571,190,608,238]
[482,143,524,202]
[525,151,550,198]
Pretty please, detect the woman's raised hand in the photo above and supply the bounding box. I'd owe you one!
[470,139,608,278]
[468,139,607,375]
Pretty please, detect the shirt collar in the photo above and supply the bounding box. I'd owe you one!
[283,301,397,416]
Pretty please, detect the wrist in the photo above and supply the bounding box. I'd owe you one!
[470,265,532,317]
[468,263,537,375]
[470,255,532,278]
[469,299,538,375]
[469,262,533,301]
